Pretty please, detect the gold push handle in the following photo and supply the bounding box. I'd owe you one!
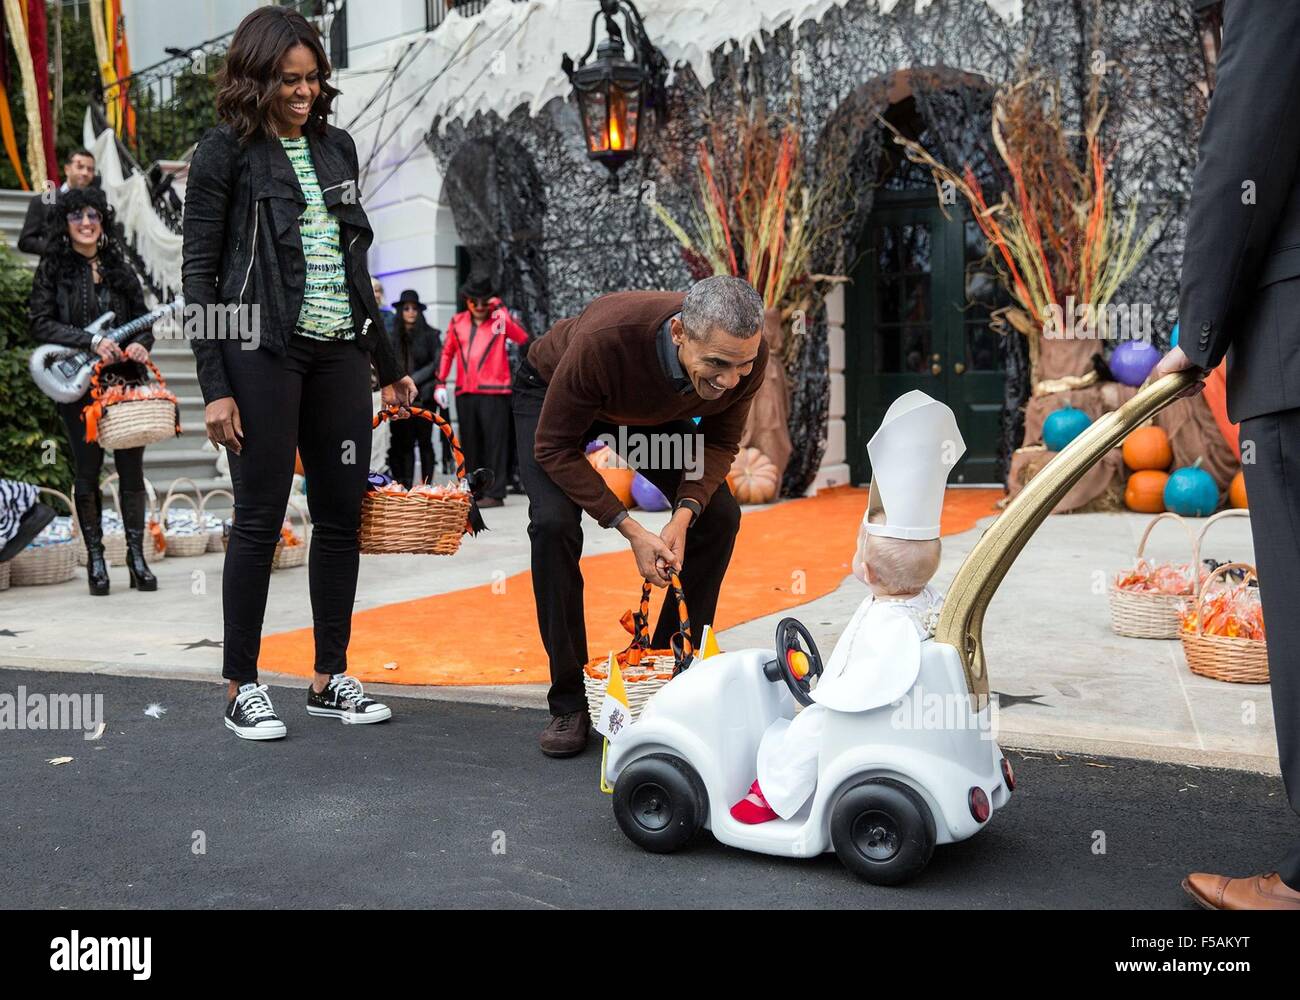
[934,370,1200,701]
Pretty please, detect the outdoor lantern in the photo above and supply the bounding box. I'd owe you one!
[562,0,668,192]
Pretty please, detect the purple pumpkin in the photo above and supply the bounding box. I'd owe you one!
[631,473,670,511]
[1110,340,1161,387]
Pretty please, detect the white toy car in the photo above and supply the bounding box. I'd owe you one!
[605,617,1012,885]
[604,371,1195,885]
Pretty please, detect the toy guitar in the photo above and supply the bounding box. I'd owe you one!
[29,298,184,404]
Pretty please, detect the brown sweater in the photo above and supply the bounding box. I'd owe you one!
[528,290,768,527]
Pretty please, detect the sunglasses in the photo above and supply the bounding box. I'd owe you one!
[467,297,492,307]
[66,208,102,224]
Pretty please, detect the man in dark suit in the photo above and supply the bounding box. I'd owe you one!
[1156,0,1300,910]
[17,149,97,256]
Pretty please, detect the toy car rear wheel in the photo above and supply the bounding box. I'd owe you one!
[612,753,707,854]
[830,779,936,885]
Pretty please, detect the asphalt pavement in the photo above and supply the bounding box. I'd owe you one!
[2,667,1296,909]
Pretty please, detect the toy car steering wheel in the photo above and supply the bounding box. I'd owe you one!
[764,617,824,707]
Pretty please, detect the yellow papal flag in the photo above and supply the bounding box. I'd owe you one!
[594,652,631,740]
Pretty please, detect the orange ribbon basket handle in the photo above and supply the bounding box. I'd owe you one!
[626,574,694,672]
[373,404,466,481]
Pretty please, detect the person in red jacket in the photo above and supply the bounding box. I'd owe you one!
[435,273,530,506]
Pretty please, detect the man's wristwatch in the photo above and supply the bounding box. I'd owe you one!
[673,499,702,526]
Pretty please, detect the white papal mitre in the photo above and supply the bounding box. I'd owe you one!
[864,390,966,540]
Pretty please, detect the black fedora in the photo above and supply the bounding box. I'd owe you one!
[391,289,427,312]
[459,272,496,303]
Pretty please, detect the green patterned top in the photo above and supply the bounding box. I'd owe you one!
[280,136,354,340]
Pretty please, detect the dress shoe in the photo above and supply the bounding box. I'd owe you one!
[539,710,590,757]
[477,496,504,508]
[1183,871,1300,910]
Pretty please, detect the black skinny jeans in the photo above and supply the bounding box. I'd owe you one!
[57,392,144,496]
[220,334,372,683]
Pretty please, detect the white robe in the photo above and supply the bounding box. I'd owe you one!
[755,587,943,819]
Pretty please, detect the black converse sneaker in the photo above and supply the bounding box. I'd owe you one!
[224,683,287,740]
[306,674,392,724]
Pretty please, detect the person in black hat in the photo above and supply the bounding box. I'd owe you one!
[434,273,530,506]
[386,289,445,487]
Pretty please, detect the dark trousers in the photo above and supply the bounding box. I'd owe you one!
[512,362,741,716]
[1240,409,1300,890]
[456,392,511,500]
[57,393,145,495]
[388,412,434,488]
[219,335,372,683]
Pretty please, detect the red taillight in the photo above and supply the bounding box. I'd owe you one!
[969,786,991,823]
[1001,757,1016,792]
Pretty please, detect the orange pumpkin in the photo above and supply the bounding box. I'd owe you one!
[729,447,780,505]
[598,467,636,508]
[1229,470,1248,509]
[1122,426,1173,472]
[1125,469,1169,513]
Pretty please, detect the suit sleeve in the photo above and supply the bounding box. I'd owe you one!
[1178,0,1300,369]
[17,196,47,256]
[181,130,236,404]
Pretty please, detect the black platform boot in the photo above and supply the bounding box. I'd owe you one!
[73,488,111,596]
[120,488,158,592]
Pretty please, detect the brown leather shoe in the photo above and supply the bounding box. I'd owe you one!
[539,710,590,757]
[1183,871,1300,910]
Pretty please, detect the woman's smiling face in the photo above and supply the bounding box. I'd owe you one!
[66,207,102,255]
[273,43,320,137]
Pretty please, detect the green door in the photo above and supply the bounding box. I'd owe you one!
[846,195,1006,484]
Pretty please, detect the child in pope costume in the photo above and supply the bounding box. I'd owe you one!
[731,390,966,823]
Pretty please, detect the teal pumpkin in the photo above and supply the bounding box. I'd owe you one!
[1043,407,1092,452]
[1164,465,1219,516]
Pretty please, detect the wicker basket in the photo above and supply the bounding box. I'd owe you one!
[9,488,78,586]
[272,499,310,570]
[0,558,10,591]
[583,576,694,723]
[1109,512,1199,639]
[85,358,180,451]
[359,406,475,555]
[161,477,210,558]
[203,488,233,552]
[1180,561,1268,684]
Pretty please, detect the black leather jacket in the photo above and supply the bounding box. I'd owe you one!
[29,251,153,390]
[387,319,441,407]
[181,122,405,404]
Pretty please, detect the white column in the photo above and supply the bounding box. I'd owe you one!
[809,283,851,494]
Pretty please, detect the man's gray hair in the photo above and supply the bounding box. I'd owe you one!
[681,275,764,340]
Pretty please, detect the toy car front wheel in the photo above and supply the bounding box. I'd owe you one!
[830,779,936,885]
[612,753,707,854]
